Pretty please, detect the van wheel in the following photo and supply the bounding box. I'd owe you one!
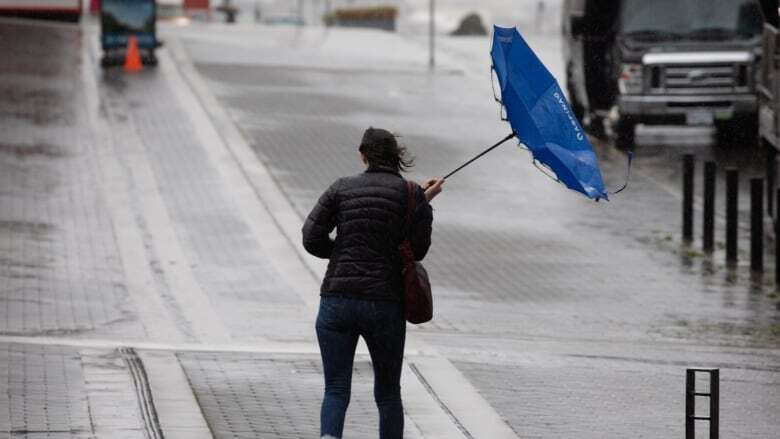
[614,117,636,150]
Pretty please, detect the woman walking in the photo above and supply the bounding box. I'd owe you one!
[302,127,443,439]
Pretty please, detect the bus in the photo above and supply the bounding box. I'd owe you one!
[0,0,82,22]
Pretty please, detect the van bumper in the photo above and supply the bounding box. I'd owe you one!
[618,94,757,122]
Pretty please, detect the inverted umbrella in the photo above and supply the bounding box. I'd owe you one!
[445,25,623,201]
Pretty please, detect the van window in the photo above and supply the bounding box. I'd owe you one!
[620,0,764,41]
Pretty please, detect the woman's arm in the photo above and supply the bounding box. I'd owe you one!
[302,179,340,259]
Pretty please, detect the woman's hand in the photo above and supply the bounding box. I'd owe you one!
[422,177,445,202]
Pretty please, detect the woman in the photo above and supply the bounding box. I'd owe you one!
[302,127,444,439]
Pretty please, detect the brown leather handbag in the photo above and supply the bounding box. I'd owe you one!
[399,181,433,324]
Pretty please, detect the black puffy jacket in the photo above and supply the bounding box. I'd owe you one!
[302,166,433,301]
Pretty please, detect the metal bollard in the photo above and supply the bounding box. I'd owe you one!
[686,368,719,439]
[751,178,764,272]
[767,149,777,218]
[776,190,780,286]
[683,154,695,242]
[703,162,716,253]
[726,169,739,264]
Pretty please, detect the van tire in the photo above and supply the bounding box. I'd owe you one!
[716,116,758,148]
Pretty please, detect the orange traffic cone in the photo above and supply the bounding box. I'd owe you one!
[124,36,143,73]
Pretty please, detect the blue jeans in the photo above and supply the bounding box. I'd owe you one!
[316,296,406,439]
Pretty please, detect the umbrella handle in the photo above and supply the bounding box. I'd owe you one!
[443,133,516,180]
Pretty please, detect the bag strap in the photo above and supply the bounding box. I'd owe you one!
[403,180,417,239]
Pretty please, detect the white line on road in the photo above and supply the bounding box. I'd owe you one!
[139,350,214,439]
[412,356,520,439]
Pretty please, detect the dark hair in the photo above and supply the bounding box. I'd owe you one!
[358,127,414,172]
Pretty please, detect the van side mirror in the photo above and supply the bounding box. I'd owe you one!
[570,15,586,36]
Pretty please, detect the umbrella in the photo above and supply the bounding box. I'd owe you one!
[445,25,618,201]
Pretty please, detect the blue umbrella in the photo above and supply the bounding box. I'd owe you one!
[445,25,620,201]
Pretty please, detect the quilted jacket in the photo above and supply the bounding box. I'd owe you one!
[302,166,433,301]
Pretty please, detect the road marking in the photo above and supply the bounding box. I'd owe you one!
[412,356,519,439]
[0,334,431,356]
[139,350,213,439]
[120,348,165,439]
[403,363,471,438]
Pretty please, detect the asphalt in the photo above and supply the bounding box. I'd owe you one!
[0,15,778,439]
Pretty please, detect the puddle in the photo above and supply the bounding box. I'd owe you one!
[0,142,65,159]
[658,318,780,346]
[0,86,74,125]
[0,219,53,237]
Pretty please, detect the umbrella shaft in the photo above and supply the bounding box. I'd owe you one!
[444,133,515,180]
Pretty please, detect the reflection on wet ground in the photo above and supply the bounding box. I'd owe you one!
[0,21,143,338]
[589,128,780,346]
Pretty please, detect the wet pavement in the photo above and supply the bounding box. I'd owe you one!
[0,13,778,439]
[173,21,780,437]
[0,22,145,340]
[180,24,780,344]
[178,352,392,439]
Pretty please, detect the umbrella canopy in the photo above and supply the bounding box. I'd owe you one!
[491,25,608,201]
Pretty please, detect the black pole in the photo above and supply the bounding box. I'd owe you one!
[703,162,716,252]
[726,169,739,264]
[710,369,720,439]
[683,154,695,242]
[751,178,764,272]
[685,369,695,439]
[776,190,780,286]
[767,148,776,218]
[443,133,516,180]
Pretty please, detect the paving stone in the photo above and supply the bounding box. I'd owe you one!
[454,358,780,439]
[179,352,422,439]
[0,343,91,435]
[95,63,308,342]
[0,22,144,339]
